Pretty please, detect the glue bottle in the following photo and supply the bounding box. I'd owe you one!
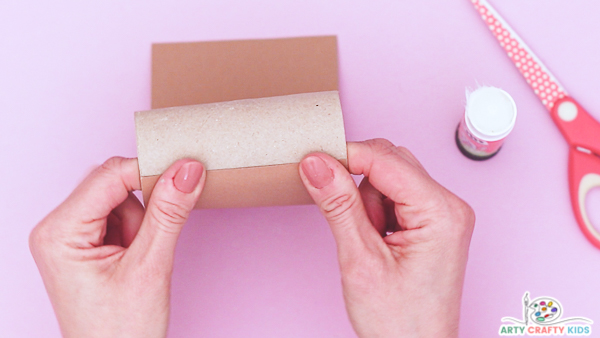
[455,86,517,160]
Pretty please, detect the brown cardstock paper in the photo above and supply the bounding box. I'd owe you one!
[137,36,347,208]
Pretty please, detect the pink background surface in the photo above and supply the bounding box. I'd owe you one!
[1,0,599,336]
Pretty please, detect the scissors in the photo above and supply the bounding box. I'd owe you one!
[470,0,600,248]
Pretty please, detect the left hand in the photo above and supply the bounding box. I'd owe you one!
[29,157,206,338]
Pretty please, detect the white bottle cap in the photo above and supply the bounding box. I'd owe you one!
[464,86,517,141]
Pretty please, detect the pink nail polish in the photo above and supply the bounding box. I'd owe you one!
[301,156,333,189]
[174,162,203,193]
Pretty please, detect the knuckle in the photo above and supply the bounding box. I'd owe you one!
[320,193,360,224]
[28,227,41,254]
[100,156,125,171]
[149,198,189,233]
[28,222,50,258]
[367,139,418,164]
[396,146,427,171]
[395,146,413,158]
[367,138,396,152]
[446,196,476,232]
[97,156,127,177]
[460,202,476,229]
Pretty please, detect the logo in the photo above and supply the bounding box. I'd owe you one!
[499,292,593,336]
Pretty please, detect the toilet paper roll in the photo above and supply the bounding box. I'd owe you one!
[135,90,347,209]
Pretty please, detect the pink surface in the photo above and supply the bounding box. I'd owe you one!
[1,0,599,336]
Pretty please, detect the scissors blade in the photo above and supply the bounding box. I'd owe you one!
[471,0,568,111]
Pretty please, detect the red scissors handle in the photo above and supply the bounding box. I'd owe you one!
[551,97,600,248]
[569,150,600,248]
[471,0,600,248]
[551,97,600,155]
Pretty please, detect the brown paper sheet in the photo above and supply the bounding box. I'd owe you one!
[139,36,345,208]
[152,36,339,108]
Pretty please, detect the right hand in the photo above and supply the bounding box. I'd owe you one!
[299,139,475,337]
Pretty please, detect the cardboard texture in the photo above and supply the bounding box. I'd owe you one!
[138,36,346,208]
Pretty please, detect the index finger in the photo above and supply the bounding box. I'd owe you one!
[347,139,441,210]
[54,157,141,226]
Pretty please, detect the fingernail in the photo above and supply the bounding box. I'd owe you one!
[174,162,203,193]
[301,156,333,189]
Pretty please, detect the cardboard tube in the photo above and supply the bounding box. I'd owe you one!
[135,91,347,208]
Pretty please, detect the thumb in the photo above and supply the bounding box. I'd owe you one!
[127,159,205,268]
[299,154,380,255]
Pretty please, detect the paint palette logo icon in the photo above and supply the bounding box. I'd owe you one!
[499,292,593,336]
[529,297,562,324]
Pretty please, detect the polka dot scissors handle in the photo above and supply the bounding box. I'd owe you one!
[471,0,600,248]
